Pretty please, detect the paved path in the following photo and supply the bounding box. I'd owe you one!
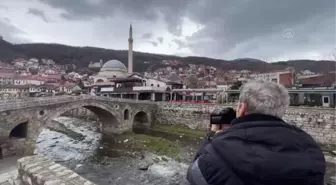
[0,156,19,174]
[0,157,20,185]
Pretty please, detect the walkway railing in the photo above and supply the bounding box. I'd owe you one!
[0,95,155,111]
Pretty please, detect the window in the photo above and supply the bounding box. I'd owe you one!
[124,109,129,120]
[323,97,329,104]
[151,84,153,86]
[157,84,160,87]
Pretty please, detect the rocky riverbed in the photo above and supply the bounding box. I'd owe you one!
[31,117,336,185]
[36,117,102,162]
[35,117,204,185]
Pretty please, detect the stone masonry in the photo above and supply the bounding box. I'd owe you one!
[61,108,98,121]
[0,97,335,184]
[155,102,336,145]
[18,155,96,185]
[0,96,156,157]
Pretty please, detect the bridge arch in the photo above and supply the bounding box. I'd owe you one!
[9,121,28,139]
[0,120,29,158]
[41,101,122,135]
[132,111,150,133]
[124,109,129,120]
[0,97,156,156]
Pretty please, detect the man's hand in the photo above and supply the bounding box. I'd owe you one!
[210,124,221,132]
[210,124,230,132]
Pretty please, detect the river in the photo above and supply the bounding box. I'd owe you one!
[36,116,202,185]
[34,116,336,185]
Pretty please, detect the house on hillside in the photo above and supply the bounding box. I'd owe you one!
[57,83,82,94]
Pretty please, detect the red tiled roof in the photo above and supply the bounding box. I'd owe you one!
[14,58,27,62]
[0,73,15,78]
[299,73,336,86]
[0,73,62,81]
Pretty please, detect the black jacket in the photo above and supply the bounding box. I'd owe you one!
[187,113,326,185]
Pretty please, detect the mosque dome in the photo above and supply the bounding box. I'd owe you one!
[102,60,127,70]
[96,59,128,79]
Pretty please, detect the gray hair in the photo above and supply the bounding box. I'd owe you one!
[238,80,290,118]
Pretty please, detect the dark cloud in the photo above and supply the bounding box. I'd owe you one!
[157,37,163,44]
[149,41,158,47]
[2,0,332,60]
[0,17,31,43]
[27,8,50,22]
[37,0,188,36]
[2,17,10,23]
[0,5,7,10]
[185,0,335,59]
[172,39,188,50]
[37,0,335,59]
[141,33,153,39]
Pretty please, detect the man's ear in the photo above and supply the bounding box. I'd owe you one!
[237,102,247,117]
[240,103,247,116]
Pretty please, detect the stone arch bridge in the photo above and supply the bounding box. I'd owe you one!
[0,95,157,156]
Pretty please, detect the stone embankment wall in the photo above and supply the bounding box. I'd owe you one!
[18,155,96,185]
[61,107,98,121]
[155,102,336,145]
[0,138,25,158]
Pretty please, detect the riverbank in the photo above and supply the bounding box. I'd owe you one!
[1,116,333,185]
[37,118,204,184]
[43,118,335,185]
[94,124,205,163]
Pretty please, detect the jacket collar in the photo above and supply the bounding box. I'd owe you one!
[231,113,285,125]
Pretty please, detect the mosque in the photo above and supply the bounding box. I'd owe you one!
[90,25,221,102]
[93,24,134,83]
[90,24,184,101]
[93,59,130,83]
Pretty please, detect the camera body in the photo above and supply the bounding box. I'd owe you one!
[210,107,236,125]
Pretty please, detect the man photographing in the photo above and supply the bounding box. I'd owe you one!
[187,80,326,185]
[192,107,236,161]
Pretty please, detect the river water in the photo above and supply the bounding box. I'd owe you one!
[36,116,199,185]
[35,117,336,185]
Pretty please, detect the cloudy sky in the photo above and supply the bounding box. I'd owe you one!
[0,0,335,61]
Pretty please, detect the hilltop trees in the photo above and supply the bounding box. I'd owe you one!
[230,81,242,90]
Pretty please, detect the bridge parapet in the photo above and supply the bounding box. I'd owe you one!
[0,95,156,111]
[0,95,157,156]
[18,155,96,185]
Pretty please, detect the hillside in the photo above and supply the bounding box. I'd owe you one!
[0,39,335,73]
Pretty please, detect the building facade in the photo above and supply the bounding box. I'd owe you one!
[251,70,294,87]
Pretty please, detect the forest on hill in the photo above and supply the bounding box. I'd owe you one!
[0,39,335,73]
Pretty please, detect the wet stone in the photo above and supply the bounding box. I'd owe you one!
[138,162,150,171]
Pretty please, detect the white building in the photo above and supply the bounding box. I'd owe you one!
[13,78,45,85]
[57,84,81,94]
[93,60,130,83]
[216,85,230,91]
[29,58,39,63]
[250,70,293,86]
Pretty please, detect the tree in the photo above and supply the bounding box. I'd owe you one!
[216,91,227,104]
[230,81,242,90]
[184,75,198,88]
[77,79,85,89]
[28,67,39,75]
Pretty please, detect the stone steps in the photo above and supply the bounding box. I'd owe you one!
[0,170,20,185]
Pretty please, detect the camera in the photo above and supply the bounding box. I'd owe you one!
[210,108,236,125]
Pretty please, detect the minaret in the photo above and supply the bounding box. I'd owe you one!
[128,23,133,73]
